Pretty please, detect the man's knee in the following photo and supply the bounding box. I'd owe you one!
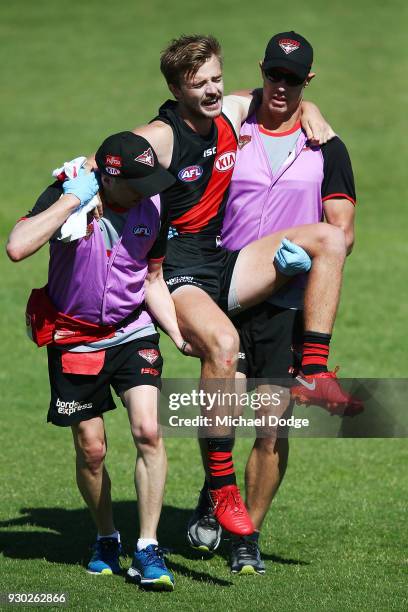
[202,327,239,366]
[254,434,289,455]
[74,424,107,475]
[131,421,162,450]
[77,438,106,475]
[315,224,346,259]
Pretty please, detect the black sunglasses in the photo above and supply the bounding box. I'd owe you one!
[264,68,306,87]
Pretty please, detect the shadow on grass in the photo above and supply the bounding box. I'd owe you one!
[0,503,233,586]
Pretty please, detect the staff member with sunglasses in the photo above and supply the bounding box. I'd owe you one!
[189,31,357,574]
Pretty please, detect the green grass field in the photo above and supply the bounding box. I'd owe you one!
[1,0,407,610]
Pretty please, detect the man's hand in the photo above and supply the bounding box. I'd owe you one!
[91,191,104,221]
[178,340,202,358]
[274,238,312,276]
[301,101,336,145]
[62,171,99,207]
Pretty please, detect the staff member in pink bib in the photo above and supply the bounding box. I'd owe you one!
[6,131,188,590]
[188,31,360,574]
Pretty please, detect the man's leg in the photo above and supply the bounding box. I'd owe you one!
[172,285,254,536]
[232,222,346,333]
[123,385,166,542]
[231,224,362,412]
[72,417,115,535]
[123,385,174,590]
[72,417,121,574]
[245,389,291,529]
[226,383,291,576]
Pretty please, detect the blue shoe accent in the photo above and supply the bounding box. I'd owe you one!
[87,537,122,575]
[127,545,174,590]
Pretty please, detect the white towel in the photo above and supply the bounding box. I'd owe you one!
[52,156,99,242]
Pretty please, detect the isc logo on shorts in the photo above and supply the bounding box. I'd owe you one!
[141,367,160,376]
[178,165,203,182]
[215,151,236,172]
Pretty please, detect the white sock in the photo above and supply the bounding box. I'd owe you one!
[97,531,120,542]
[137,537,158,551]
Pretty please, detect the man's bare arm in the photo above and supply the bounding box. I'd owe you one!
[323,199,356,254]
[132,121,174,169]
[6,195,80,262]
[223,89,335,144]
[144,260,197,356]
[300,101,336,145]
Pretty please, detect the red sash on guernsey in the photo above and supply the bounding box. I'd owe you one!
[26,286,116,347]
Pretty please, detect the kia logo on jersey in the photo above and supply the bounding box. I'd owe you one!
[214,151,236,172]
[178,165,203,182]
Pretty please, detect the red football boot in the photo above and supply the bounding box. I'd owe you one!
[291,368,364,416]
[209,485,254,536]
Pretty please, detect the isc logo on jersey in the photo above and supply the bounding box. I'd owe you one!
[178,166,203,182]
[214,151,236,172]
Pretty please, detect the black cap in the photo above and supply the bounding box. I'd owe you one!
[95,131,175,197]
[262,31,313,81]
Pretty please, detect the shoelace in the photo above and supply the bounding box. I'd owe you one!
[141,546,167,568]
[93,539,120,562]
[233,538,259,561]
[199,513,219,528]
[197,490,218,525]
[216,488,245,515]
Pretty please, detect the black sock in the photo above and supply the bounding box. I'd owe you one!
[207,437,236,489]
[302,331,331,375]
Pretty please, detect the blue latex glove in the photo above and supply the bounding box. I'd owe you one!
[167,226,179,240]
[274,238,312,276]
[63,171,99,207]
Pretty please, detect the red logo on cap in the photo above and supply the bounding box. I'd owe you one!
[279,39,300,54]
[135,148,154,167]
[105,155,122,167]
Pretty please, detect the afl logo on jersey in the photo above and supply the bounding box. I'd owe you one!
[214,151,236,172]
[178,165,203,182]
[133,225,152,237]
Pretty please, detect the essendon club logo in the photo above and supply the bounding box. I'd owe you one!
[105,155,122,167]
[238,135,252,149]
[214,151,236,172]
[279,38,300,54]
[135,148,154,167]
[138,349,159,364]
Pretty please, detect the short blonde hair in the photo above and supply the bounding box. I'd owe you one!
[160,34,223,86]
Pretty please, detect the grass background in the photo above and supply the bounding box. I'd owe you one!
[0,0,407,610]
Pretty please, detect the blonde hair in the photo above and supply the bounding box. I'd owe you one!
[160,34,222,86]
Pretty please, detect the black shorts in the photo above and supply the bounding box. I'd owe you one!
[235,303,303,381]
[163,234,239,310]
[47,335,162,427]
